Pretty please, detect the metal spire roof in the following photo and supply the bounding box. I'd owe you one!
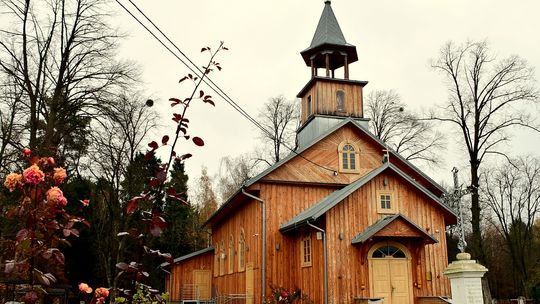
[300,1,357,68]
[309,1,348,49]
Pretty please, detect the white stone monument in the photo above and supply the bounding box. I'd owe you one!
[444,252,488,304]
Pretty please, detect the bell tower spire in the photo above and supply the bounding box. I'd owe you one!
[295,1,369,148]
[300,0,358,79]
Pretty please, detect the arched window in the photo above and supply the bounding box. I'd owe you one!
[371,245,407,259]
[219,240,225,276]
[338,142,359,173]
[213,243,219,277]
[228,234,234,274]
[336,90,345,112]
[238,228,246,271]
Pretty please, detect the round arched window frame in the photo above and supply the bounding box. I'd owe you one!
[367,241,411,260]
[338,141,359,173]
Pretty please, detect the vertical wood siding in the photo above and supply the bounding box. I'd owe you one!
[300,80,364,124]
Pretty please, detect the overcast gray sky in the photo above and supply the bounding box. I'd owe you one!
[112,0,540,191]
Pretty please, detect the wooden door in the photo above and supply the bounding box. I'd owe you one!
[193,270,212,300]
[370,258,411,304]
[246,263,254,304]
[369,243,412,304]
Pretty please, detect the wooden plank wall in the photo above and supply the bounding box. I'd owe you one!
[264,125,383,185]
[210,195,262,300]
[168,252,213,301]
[300,80,364,124]
[325,173,451,303]
[258,182,335,304]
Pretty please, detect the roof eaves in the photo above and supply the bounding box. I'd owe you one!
[388,163,456,217]
[160,246,215,267]
[348,120,447,194]
[351,214,438,244]
[245,118,355,188]
[280,163,390,232]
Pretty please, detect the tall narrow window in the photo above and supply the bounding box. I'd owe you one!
[213,243,219,277]
[307,95,312,116]
[228,235,234,274]
[336,90,345,112]
[301,234,312,267]
[219,240,225,276]
[238,228,246,271]
[338,142,359,173]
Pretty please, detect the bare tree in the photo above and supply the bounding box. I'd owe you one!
[216,153,262,202]
[0,79,25,173]
[482,157,540,296]
[430,40,539,264]
[83,94,158,287]
[365,89,445,166]
[0,0,135,159]
[257,96,299,164]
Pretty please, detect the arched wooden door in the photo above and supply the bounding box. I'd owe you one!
[368,242,413,304]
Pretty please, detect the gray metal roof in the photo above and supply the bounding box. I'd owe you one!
[351,214,438,244]
[160,246,214,267]
[309,1,349,49]
[206,118,450,229]
[280,164,389,232]
[279,163,456,233]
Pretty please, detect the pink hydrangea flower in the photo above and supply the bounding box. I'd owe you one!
[23,164,45,185]
[78,282,93,294]
[46,187,68,208]
[4,173,23,192]
[53,167,67,184]
[22,148,31,157]
[81,199,90,206]
[95,287,109,298]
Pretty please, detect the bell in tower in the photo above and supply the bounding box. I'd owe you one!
[296,1,369,148]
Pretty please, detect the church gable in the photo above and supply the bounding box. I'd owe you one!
[262,123,385,185]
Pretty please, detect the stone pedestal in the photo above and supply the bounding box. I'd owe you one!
[443,252,488,304]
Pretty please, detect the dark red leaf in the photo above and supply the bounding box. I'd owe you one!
[184,135,190,140]
[53,250,65,265]
[144,150,155,160]
[192,137,205,146]
[177,153,192,161]
[201,47,207,52]
[172,113,182,123]
[116,262,129,270]
[162,135,169,145]
[179,76,188,83]
[126,199,139,214]
[204,99,215,106]
[167,187,177,195]
[199,90,204,98]
[169,98,181,104]
[179,127,187,134]
[148,141,158,150]
[148,177,160,188]
[222,46,229,50]
[16,229,28,243]
[156,168,167,183]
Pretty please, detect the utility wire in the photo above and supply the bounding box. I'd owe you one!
[115,0,337,173]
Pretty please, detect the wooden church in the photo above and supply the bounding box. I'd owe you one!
[165,2,456,303]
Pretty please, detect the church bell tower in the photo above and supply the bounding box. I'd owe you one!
[296,1,369,147]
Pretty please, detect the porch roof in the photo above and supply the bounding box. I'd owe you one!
[279,163,456,233]
[351,214,438,244]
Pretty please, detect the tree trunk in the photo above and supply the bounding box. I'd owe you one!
[470,164,486,263]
